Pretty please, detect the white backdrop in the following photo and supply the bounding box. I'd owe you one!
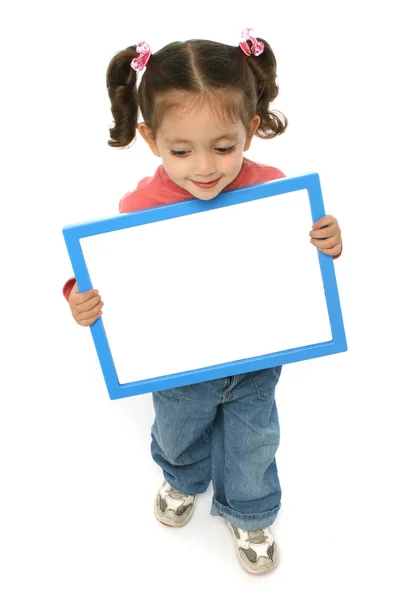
[1,1,417,598]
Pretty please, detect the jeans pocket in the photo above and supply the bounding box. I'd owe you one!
[251,366,282,400]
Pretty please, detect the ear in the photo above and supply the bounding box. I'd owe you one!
[243,115,261,151]
[137,122,161,157]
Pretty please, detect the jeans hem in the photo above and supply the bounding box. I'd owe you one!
[210,496,280,529]
[163,471,210,496]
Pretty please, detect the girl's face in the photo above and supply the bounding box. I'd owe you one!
[138,94,260,201]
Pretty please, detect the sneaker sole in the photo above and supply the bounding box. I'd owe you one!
[225,519,278,575]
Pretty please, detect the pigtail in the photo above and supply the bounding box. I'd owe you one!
[106,46,140,148]
[246,38,288,139]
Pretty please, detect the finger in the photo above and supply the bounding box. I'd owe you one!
[317,244,342,256]
[312,215,335,230]
[72,288,99,306]
[73,295,103,313]
[311,237,339,250]
[72,301,104,321]
[78,312,103,327]
[310,224,337,239]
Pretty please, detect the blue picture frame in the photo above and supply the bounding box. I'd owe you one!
[63,173,347,400]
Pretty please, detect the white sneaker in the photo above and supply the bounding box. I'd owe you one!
[225,518,278,574]
[154,480,195,527]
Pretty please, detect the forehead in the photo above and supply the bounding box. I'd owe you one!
[155,90,246,135]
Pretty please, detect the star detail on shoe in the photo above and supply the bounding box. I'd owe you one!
[232,524,275,562]
[159,481,194,516]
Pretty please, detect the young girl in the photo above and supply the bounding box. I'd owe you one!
[63,29,342,575]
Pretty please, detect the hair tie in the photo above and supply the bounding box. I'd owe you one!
[239,28,264,57]
[130,42,152,72]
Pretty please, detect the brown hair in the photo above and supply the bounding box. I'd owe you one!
[106,37,288,148]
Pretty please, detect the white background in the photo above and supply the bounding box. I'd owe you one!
[1,1,417,598]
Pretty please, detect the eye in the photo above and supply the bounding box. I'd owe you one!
[215,145,236,153]
[170,149,189,157]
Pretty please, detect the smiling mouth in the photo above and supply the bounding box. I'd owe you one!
[191,177,221,189]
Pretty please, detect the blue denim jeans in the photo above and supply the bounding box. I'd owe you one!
[151,366,282,530]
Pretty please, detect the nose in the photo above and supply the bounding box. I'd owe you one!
[192,152,217,178]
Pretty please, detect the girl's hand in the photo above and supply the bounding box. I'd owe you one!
[309,215,342,257]
[68,282,104,327]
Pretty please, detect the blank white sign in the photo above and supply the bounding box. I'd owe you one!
[80,189,331,384]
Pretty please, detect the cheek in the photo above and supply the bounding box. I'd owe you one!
[161,155,185,178]
[225,152,244,173]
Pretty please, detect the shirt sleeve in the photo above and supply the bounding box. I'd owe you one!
[63,277,76,301]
